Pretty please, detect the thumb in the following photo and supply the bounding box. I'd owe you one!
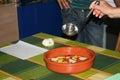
[89,1,96,9]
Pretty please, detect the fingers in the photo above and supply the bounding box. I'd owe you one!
[93,9,100,17]
[98,13,104,18]
[62,0,70,9]
[57,0,63,9]
[89,0,105,18]
[57,0,70,9]
[89,1,96,9]
[93,9,104,18]
[68,0,72,3]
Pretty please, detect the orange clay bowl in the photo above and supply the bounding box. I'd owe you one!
[44,46,95,74]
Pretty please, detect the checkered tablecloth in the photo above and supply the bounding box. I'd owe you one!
[0,33,120,80]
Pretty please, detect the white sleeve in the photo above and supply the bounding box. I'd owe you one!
[105,0,116,7]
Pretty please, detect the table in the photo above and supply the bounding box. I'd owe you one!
[0,32,120,80]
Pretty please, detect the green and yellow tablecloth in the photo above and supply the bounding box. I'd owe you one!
[1,32,120,80]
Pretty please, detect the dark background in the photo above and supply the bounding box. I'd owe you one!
[106,18,120,50]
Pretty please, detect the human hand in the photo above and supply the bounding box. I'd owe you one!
[89,0,113,18]
[57,0,72,9]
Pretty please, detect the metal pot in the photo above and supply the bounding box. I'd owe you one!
[62,23,78,36]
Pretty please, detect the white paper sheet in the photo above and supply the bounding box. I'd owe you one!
[0,40,48,60]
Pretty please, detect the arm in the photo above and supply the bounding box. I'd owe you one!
[57,0,72,9]
[108,8,120,18]
[89,0,120,18]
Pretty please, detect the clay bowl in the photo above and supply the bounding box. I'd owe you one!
[44,46,95,74]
